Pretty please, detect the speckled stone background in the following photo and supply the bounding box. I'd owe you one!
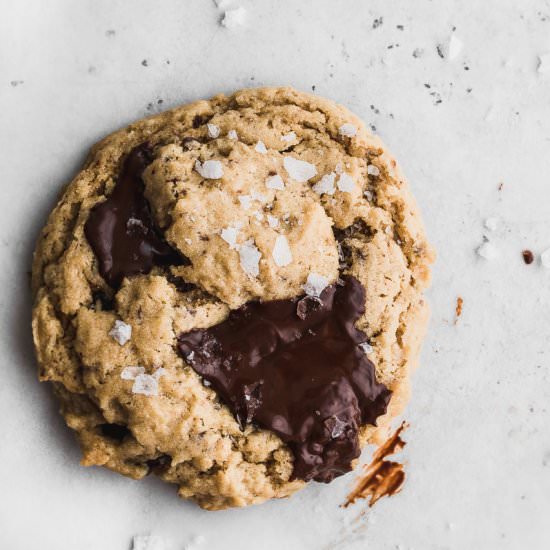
[2,1,550,549]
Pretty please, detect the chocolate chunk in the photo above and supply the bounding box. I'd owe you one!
[84,144,187,288]
[178,276,391,483]
[522,250,534,265]
[99,423,130,441]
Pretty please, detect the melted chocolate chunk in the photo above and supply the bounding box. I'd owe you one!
[84,143,185,288]
[178,276,391,483]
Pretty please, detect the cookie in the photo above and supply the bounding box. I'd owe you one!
[31,87,434,510]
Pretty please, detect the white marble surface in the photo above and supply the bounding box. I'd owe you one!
[2,1,550,549]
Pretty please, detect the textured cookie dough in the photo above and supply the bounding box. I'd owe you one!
[32,87,434,510]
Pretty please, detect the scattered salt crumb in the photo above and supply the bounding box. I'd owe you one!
[448,34,463,60]
[221,6,247,28]
[221,227,239,249]
[195,159,223,179]
[541,248,550,268]
[132,535,166,550]
[359,342,373,354]
[283,156,317,182]
[484,217,499,231]
[227,129,238,140]
[303,272,330,297]
[367,164,380,176]
[238,195,252,209]
[152,367,166,379]
[538,53,550,74]
[312,172,336,195]
[267,214,279,228]
[207,123,220,138]
[272,235,292,266]
[202,379,211,387]
[121,366,146,380]
[239,239,262,276]
[339,123,357,137]
[265,174,285,190]
[109,320,132,346]
[281,131,296,142]
[477,241,499,260]
[255,141,268,154]
[132,372,163,396]
[337,173,355,193]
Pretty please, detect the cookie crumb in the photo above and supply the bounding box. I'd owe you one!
[455,296,463,323]
[337,173,355,193]
[312,172,336,195]
[109,320,132,345]
[522,250,534,265]
[477,241,499,260]
[283,156,317,182]
[132,535,166,550]
[195,160,224,179]
[255,140,267,154]
[303,272,329,297]
[141,59,149,67]
[338,123,357,137]
[239,239,262,276]
[10,80,24,87]
[266,174,285,190]
[272,235,293,266]
[281,131,296,142]
[207,123,220,138]
[221,7,247,28]
[412,48,424,58]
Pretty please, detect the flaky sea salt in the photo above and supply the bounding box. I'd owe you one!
[221,227,239,249]
[265,174,285,190]
[238,195,252,209]
[338,123,357,137]
[121,366,145,380]
[477,241,499,260]
[367,164,380,176]
[227,129,238,140]
[541,248,550,268]
[239,239,262,276]
[132,535,166,550]
[281,131,296,142]
[195,159,223,179]
[267,214,279,228]
[132,373,161,396]
[207,123,220,138]
[303,272,329,297]
[359,342,373,354]
[337,173,355,193]
[312,172,336,195]
[109,320,132,346]
[221,7,247,28]
[255,140,268,154]
[447,35,463,60]
[484,217,499,231]
[272,235,292,266]
[184,238,192,245]
[330,416,348,439]
[283,156,317,182]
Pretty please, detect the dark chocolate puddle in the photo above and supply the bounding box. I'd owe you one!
[178,276,391,482]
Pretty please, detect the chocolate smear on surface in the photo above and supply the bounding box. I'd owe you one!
[178,276,391,483]
[85,143,186,288]
[343,422,407,508]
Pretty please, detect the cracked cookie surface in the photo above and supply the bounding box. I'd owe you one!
[31,87,434,510]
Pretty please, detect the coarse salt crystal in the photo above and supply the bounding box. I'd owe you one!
[251,191,267,202]
[265,174,285,190]
[312,172,336,195]
[239,239,262,276]
[477,241,499,260]
[303,272,329,297]
[364,190,374,201]
[109,320,132,345]
[227,129,238,140]
[221,7,247,28]
[338,123,357,137]
[337,173,355,193]
[239,195,252,209]
[267,214,279,228]
[207,123,220,138]
[132,373,161,396]
[330,416,348,439]
[359,342,373,354]
[541,248,550,268]
[367,164,380,176]
[281,131,296,142]
[187,351,195,362]
[448,34,463,60]
[283,156,317,182]
[221,226,239,249]
[255,141,268,154]
[484,217,499,231]
[253,211,263,221]
[132,535,167,550]
[195,159,223,179]
[272,235,292,266]
[121,366,145,380]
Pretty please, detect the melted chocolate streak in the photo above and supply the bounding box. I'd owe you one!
[84,144,391,483]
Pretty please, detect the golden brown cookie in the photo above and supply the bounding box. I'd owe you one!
[31,87,434,510]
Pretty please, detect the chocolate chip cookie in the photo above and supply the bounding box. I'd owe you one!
[31,87,434,510]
